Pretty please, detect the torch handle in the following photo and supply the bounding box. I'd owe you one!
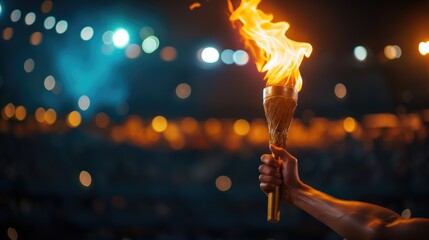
[267,155,281,222]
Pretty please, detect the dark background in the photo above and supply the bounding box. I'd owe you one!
[1,0,429,239]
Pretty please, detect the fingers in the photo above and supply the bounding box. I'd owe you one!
[260,154,279,168]
[260,182,277,193]
[259,174,282,186]
[259,164,281,178]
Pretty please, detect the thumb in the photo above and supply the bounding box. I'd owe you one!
[269,144,295,163]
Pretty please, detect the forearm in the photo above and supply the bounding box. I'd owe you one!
[291,184,400,240]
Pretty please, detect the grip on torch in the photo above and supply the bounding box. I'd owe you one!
[263,86,298,223]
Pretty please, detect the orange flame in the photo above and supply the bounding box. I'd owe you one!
[229,0,312,91]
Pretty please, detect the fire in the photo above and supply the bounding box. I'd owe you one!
[229,0,312,91]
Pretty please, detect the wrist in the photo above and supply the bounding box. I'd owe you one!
[290,181,309,206]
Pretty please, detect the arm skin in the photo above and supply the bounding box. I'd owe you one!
[259,144,429,240]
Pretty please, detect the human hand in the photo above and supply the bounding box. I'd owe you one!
[259,144,303,204]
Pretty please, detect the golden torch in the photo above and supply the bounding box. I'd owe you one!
[229,0,312,222]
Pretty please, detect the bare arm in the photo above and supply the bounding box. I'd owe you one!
[259,145,429,240]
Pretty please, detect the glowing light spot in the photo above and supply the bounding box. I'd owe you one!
[35,107,46,123]
[78,95,90,111]
[204,118,221,136]
[419,41,429,56]
[215,175,232,191]
[175,83,191,100]
[232,50,249,65]
[354,46,367,62]
[201,47,219,63]
[95,112,110,128]
[43,16,56,30]
[401,209,411,220]
[24,12,36,25]
[142,35,160,54]
[334,83,347,99]
[55,20,68,34]
[343,117,356,133]
[0,4,2,15]
[24,58,35,73]
[11,10,21,22]
[160,46,177,61]
[125,43,141,59]
[112,29,129,48]
[45,109,56,124]
[2,27,13,40]
[30,32,43,45]
[79,170,92,188]
[152,116,168,132]
[7,227,18,240]
[384,45,401,60]
[41,1,53,14]
[44,75,56,91]
[220,49,234,64]
[233,119,250,136]
[189,2,202,10]
[3,103,15,119]
[67,111,82,128]
[15,106,27,121]
[80,26,94,41]
[139,26,154,40]
[181,117,199,135]
[102,31,114,45]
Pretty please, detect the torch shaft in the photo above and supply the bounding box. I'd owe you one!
[267,155,281,222]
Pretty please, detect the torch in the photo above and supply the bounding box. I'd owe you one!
[229,0,312,222]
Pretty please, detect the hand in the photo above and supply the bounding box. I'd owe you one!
[259,144,304,204]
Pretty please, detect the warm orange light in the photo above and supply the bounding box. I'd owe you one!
[79,170,92,187]
[45,109,57,124]
[30,32,43,46]
[181,117,199,135]
[67,111,82,128]
[152,116,168,132]
[189,2,202,11]
[35,107,46,123]
[3,103,15,119]
[343,117,356,133]
[229,0,312,90]
[95,112,110,128]
[15,106,27,121]
[419,41,429,56]
[233,119,250,136]
[215,175,232,191]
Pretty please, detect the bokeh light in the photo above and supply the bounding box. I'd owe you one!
[112,29,129,48]
[55,20,68,34]
[41,0,53,14]
[233,119,250,136]
[201,47,219,63]
[343,117,357,133]
[125,44,141,59]
[11,10,21,22]
[175,83,191,100]
[354,46,367,62]
[95,113,110,128]
[139,26,154,39]
[419,41,429,56]
[45,109,56,124]
[152,116,168,132]
[102,31,114,45]
[142,36,160,54]
[35,107,46,123]
[24,58,35,73]
[79,170,92,188]
[334,83,347,99]
[78,95,90,111]
[215,175,232,191]
[15,106,27,121]
[2,27,13,40]
[384,45,401,60]
[204,118,222,137]
[232,50,249,65]
[3,103,16,119]
[30,32,43,46]
[0,4,2,16]
[44,75,56,91]
[43,16,56,30]
[160,46,177,61]
[67,111,82,128]
[80,26,94,41]
[220,49,234,64]
[181,117,199,135]
[7,227,18,240]
[24,12,36,25]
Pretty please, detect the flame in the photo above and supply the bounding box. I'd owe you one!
[189,2,202,11]
[229,0,312,91]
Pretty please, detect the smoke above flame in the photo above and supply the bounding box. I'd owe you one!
[228,0,312,91]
